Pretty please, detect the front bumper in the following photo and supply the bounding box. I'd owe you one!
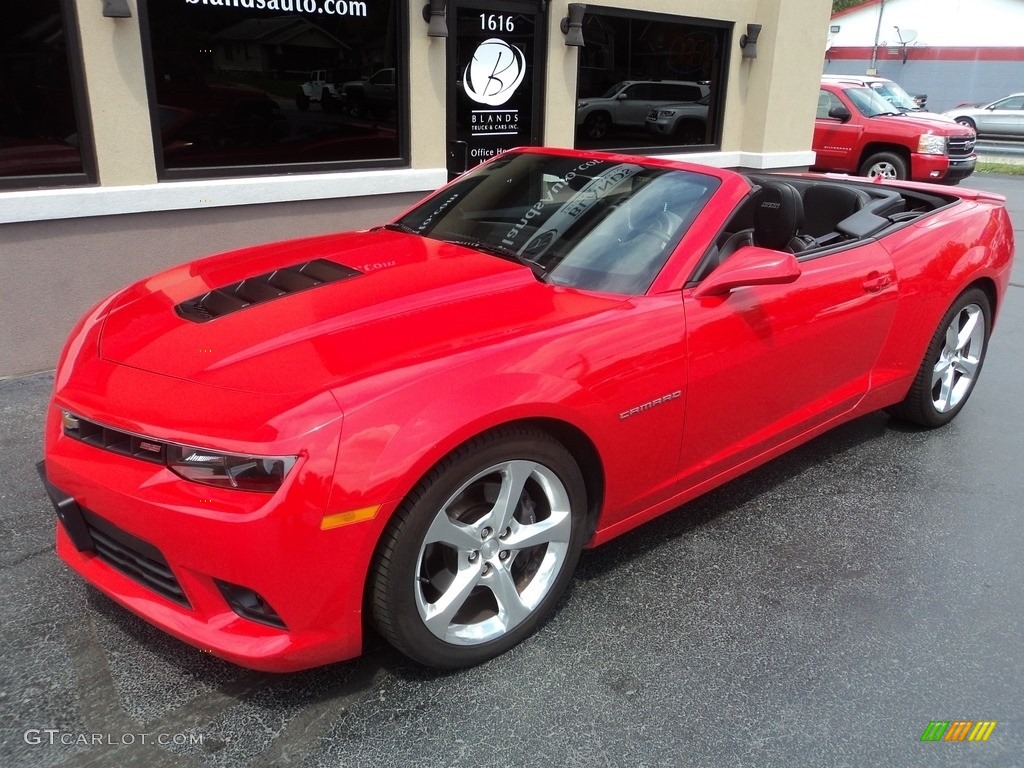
[911,151,977,183]
[39,364,392,672]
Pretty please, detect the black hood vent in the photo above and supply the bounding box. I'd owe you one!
[176,258,361,323]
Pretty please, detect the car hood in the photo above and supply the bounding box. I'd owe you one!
[99,230,621,396]
[875,111,972,135]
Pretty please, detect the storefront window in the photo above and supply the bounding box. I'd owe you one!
[574,8,728,153]
[0,1,93,187]
[141,0,405,178]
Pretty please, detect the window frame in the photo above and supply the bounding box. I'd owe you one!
[573,4,732,155]
[0,0,97,191]
[136,0,411,181]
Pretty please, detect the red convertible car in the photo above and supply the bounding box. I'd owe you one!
[38,148,1014,671]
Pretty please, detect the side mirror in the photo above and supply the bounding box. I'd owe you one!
[828,104,852,122]
[692,246,801,298]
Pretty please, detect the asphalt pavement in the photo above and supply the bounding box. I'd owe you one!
[1,173,1022,768]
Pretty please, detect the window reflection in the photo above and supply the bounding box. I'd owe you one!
[574,10,728,153]
[144,0,403,176]
[0,1,90,185]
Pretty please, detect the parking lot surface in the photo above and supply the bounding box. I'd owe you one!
[1,174,1021,768]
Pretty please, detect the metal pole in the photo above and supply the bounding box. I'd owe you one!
[869,0,886,74]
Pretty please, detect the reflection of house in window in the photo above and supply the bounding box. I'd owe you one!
[211,17,349,77]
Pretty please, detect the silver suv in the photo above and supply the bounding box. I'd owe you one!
[645,91,711,144]
[576,80,710,140]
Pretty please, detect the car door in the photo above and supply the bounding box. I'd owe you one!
[977,95,1024,136]
[813,88,862,173]
[618,83,654,128]
[677,242,898,488]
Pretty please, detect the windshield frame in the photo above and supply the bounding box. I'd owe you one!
[393,151,721,296]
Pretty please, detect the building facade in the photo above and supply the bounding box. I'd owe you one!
[0,0,831,377]
[824,0,1024,111]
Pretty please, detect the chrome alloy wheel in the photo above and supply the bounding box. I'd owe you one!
[866,160,899,180]
[414,459,572,645]
[932,302,986,413]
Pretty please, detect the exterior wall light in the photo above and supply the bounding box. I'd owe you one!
[740,23,762,59]
[101,0,132,18]
[422,0,448,38]
[560,4,586,48]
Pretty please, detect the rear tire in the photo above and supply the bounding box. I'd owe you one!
[369,427,587,669]
[887,287,991,428]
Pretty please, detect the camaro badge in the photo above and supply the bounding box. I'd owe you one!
[619,390,682,420]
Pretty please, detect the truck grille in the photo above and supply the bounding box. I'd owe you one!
[948,136,976,158]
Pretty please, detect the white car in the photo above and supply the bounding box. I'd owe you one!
[576,80,710,140]
[944,93,1024,138]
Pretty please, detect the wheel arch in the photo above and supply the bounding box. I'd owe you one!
[358,415,607,640]
[970,275,998,323]
[378,415,606,545]
[859,143,910,169]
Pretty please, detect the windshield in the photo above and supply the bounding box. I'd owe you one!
[845,86,901,117]
[869,81,919,111]
[395,151,720,295]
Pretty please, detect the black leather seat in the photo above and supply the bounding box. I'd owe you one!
[802,183,871,238]
[716,180,809,263]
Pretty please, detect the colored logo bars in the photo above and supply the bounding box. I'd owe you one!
[921,721,997,742]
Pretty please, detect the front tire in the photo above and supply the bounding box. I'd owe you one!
[859,151,908,181]
[582,112,611,140]
[369,427,587,668]
[955,117,976,132]
[887,287,991,428]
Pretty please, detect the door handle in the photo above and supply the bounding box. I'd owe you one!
[862,271,892,293]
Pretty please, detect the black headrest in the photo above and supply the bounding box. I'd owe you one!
[802,184,871,237]
[753,181,804,251]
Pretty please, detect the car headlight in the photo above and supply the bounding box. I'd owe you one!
[917,134,948,155]
[577,100,588,109]
[167,445,297,493]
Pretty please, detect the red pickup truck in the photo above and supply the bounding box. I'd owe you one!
[813,80,976,183]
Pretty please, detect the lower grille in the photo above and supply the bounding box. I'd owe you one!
[81,510,190,608]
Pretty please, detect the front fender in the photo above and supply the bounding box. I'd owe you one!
[330,366,607,519]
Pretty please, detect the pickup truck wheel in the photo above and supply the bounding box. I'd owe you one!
[582,112,610,140]
[321,93,340,114]
[859,152,907,181]
[295,92,309,111]
[347,96,367,119]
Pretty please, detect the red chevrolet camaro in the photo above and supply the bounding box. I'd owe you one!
[38,148,1014,671]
